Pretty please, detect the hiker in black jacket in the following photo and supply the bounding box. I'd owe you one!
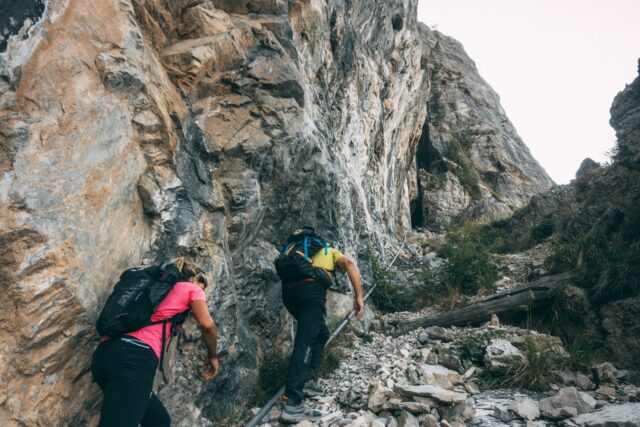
[275,227,364,423]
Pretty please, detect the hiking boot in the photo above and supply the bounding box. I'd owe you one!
[278,401,326,424]
[303,381,326,397]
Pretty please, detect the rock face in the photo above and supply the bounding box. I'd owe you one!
[410,29,554,230]
[0,0,553,425]
[494,61,640,370]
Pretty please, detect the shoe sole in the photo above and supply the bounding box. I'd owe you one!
[303,390,326,398]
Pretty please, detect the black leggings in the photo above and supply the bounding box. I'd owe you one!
[282,281,330,405]
[91,338,170,427]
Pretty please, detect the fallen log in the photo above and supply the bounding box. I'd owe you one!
[388,272,575,335]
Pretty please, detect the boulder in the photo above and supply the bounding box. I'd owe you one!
[464,382,480,395]
[539,387,597,419]
[593,362,626,384]
[440,354,464,374]
[493,405,513,422]
[569,402,640,427]
[419,364,464,385]
[600,297,640,371]
[398,402,432,414]
[424,326,455,342]
[398,410,420,427]
[443,399,475,423]
[510,397,540,421]
[394,384,467,404]
[368,383,394,413]
[595,385,616,398]
[418,414,439,427]
[418,331,430,345]
[620,385,640,400]
[577,373,595,391]
[345,414,376,427]
[484,339,526,374]
[556,370,579,386]
[552,407,580,420]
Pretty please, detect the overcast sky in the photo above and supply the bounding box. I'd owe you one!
[417,0,640,184]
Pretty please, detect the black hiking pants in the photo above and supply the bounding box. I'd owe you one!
[91,337,170,427]
[282,281,330,405]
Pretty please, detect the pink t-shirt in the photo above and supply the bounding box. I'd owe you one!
[126,281,206,359]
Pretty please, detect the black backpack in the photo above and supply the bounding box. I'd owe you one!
[274,227,335,289]
[96,263,190,370]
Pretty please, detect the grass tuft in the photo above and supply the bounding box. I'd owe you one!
[500,335,561,391]
[565,333,601,373]
[530,215,555,243]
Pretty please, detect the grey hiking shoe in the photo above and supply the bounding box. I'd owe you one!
[278,402,326,424]
[303,381,326,397]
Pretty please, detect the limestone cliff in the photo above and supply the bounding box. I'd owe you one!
[0,0,552,425]
[410,29,554,230]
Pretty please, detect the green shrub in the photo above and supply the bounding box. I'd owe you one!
[580,233,640,304]
[438,224,498,295]
[546,215,640,305]
[438,283,463,310]
[530,216,555,243]
[544,237,582,274]
[449,329,505,366]
[370,255,432,313]
[370,260,414,313]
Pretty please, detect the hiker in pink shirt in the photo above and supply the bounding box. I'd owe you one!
[91,259,219,427]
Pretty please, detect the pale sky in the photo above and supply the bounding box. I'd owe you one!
[417,0,640,184]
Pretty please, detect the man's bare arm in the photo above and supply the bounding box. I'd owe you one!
[336,256,364,319]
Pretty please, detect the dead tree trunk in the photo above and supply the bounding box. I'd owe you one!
[387,272,575,335]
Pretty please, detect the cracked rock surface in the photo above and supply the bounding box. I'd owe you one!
[1,0,555,425]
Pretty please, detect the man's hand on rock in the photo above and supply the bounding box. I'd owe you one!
[354,296,365,320]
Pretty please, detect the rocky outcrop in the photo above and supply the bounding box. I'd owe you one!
[0,0,428,424]
[489,61,640,370]
[0,0,555,425]
[410,29,554,230]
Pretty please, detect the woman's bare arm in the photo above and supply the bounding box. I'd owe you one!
[191,300,219,379]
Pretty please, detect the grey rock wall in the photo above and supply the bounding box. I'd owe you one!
[0,0,552,424]
[411,28,554,230]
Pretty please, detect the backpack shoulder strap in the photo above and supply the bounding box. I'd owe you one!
[154,309,191,372]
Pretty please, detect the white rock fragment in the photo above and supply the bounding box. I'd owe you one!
[484,339,526,374]
[510,396,540,421]
[394,383,467,404]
